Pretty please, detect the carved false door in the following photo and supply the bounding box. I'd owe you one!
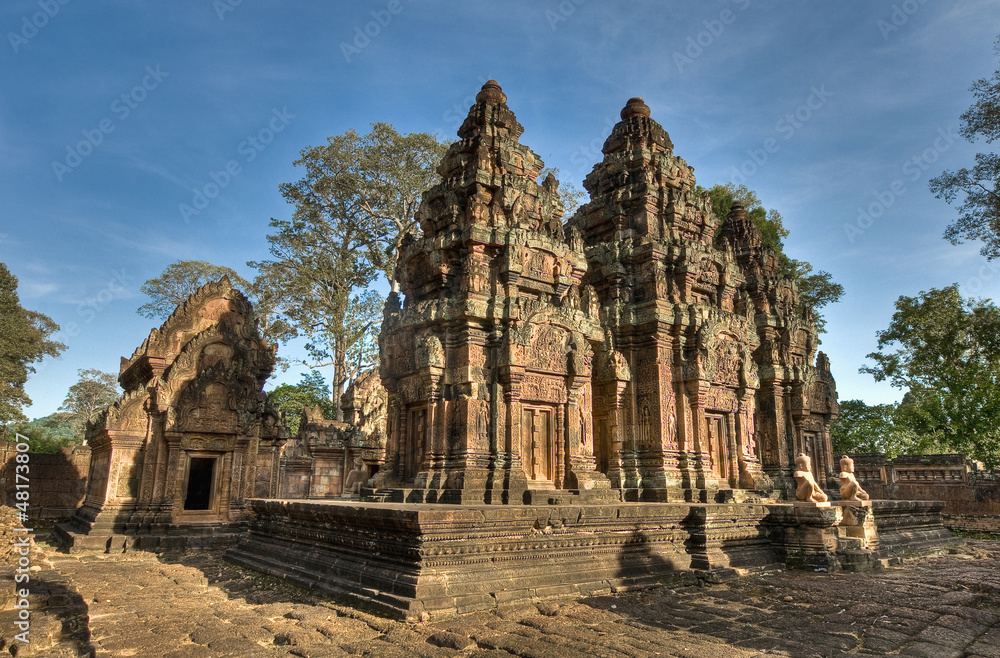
[521,405,556,487]
[404,406,427,481]
[707,414,729,480]
[594,415,611,475]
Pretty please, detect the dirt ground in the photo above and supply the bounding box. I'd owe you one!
[3,528,1000,657]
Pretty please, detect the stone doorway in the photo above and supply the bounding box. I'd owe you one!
[707,414,729,480]
[521,405,557,486]
[183,456,217,511]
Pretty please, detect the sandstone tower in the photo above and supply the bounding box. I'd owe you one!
[376,83,837,504]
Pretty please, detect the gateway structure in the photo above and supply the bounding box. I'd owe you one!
[57,279,287,551]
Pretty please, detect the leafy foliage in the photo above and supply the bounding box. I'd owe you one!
[267,371,336,435]
[930,35,1000,259]
[3,413,79,454]
[283,123,449,290]
[859,285,1000,467]
[58,368,119,437]
[137,260,250,320]
[703,183,844,331]
[250,124,448,418]
[830,399,946,458]
[0,263,65,425]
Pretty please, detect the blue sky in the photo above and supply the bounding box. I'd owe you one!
[3,0,998,418]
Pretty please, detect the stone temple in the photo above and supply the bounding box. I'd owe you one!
[228,82,951,621]
[374,81,837,504]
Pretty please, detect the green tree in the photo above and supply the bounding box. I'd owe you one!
[250,193,382,421]
[137,260,250,320]
[0,263,65,426]
[860,285,1000,466]
[286,123,449,292]
[930,35,1000,259]
[830,399,942,458]
[251,124,447,418]
[267,371,336,435]
[703,183,844,330]
[58,368,119,438]
[3,413,79,453]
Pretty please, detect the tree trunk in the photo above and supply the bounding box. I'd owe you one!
[332,341,347,422]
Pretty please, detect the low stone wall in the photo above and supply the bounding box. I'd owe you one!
[0,444,90,521]
[851,453,1000,535]
[226,499,779,621]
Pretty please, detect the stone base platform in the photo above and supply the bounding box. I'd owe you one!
[54,515,246,553]
[225,499,779,621]
[227,497,960,620]
[870,499,959,556]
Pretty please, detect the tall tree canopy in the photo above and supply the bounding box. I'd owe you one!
[283,122,449,291]
[137,260,250,319]
[0,263,65,425]
[860,284,1000,467]
[250,124,448,418]
[704,183,845,330]
[58,368,119,437]
[930,35,1000,259]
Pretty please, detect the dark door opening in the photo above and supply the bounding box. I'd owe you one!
[184,457,216,510]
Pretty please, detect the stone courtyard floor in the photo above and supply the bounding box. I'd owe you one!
[5,533,1000,657]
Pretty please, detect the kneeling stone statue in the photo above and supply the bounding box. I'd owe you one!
[343,457,368,496]
[793,453,829,503]
[838,455,870,502]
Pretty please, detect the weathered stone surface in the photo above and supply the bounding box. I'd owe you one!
[227,498,780,620]
[55,278,287,552]
[278,371,387,500]
[22,525,1000,657]
[372,81,838,507]
[0,444,90,521]
[853,452,1000,534]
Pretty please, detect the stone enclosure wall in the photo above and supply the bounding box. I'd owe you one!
[851,453,1000,534]
[0,443,91,521]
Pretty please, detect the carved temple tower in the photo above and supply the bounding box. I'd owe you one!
[375,85,838,505]
[376,81,611,503]
[572,96,837,500]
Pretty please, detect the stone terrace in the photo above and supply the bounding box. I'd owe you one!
[6,528,1000,656]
